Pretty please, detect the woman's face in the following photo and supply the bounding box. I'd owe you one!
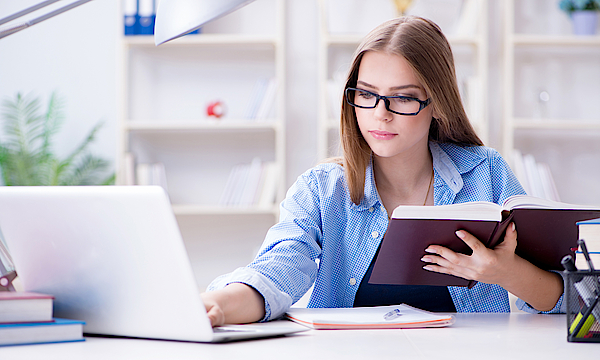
[354,51,433,159]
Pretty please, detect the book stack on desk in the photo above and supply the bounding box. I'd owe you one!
[576,218,600,270]
[0,292,84,347]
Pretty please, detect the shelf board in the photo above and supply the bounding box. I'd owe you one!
[512,118,600,130]
[172,204,278,216]
[123,33,279,47]
[511,34,600,46]
[124,121,279,132]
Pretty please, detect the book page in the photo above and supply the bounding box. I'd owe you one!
[391,202,502,222]
[502,195,600,211]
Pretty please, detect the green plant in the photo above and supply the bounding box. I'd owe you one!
[559,0,600,14]
[0,92,115,186]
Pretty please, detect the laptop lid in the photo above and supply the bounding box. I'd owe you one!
[0,186,228,342]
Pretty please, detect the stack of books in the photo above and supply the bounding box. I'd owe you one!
[576,218,600,270]
[0,291,84,347]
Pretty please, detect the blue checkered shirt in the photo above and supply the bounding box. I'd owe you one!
[208,142,565,321]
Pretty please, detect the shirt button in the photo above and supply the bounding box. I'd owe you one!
[349,278,357,286]
[368,207,374,213]
[371,231,379,239]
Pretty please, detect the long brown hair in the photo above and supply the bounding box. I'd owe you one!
[340,16,483,205]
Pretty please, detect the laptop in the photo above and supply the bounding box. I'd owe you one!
[0,186,307,342]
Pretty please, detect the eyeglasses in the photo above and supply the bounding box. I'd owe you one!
[345,88,431,116]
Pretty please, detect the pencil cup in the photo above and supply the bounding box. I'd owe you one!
[565,270,600,343]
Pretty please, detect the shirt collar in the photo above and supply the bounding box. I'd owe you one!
[355,142,486,211]
[430,141,486,194]
[353,157,379,211]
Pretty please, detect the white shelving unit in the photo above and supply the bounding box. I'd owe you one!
[317,0,489,161]
[116,0,286,289]
[502,0,600,205]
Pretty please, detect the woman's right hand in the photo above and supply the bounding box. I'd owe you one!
[200,283,266,327]
[201,291,226,327]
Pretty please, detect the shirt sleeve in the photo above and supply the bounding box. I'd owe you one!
[206,170,324,321]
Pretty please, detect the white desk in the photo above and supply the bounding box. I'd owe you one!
[0,314,597,360]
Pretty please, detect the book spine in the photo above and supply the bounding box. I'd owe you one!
[123,0,138,36]
[138,0,155,35]
[255,78,278,121]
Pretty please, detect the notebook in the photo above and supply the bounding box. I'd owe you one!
[0,186,307,343]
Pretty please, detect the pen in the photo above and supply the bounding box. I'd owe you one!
[578,239,596,271]
[383,308,403,321]
[577,239,600,296]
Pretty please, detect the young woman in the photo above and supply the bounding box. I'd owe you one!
[201,16,564,326]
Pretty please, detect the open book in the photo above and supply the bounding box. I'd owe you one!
[369,195,600,288]
[285,304,454,330]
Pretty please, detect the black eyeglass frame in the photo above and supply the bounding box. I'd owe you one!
[345,87,432,116]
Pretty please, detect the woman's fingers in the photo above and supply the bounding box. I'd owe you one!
[206,305,225,327]
[495,222,517,252]
[421,252,474,280]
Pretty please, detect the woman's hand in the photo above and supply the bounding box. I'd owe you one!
[421,223,519,285]
[421,223,563,312]
[201,292,227,327]
[200,283,266,327]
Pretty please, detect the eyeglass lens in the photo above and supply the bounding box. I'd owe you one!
[348,88,422,114]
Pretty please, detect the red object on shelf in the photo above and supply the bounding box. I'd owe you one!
[206,100,226,118]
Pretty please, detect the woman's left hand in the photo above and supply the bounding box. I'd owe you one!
[421,223,518,285]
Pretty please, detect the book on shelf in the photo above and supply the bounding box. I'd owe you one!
[512,150,560,202]
[0,292,53,324]
[368,195,600,288]
[239,157,263,206]
[123,0,138,36]
[219,159,278,208]
[122,152,136,186]
[255,78,277,121]
[137,0,155,35]
[576,218,600,270]
[0,318,85,347]
[257,162,279,209]
[136,162,169,192]
[244,78,269,120]
[285,304,454,330]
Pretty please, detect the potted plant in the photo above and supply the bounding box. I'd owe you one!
[559,0,600,35]
[0,92,114,186]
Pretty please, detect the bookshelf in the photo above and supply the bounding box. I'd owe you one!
[316,0,490,160]
[116,0,286,289]
[502,0,600,205]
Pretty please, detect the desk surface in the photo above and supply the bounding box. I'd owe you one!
[0,313,597,360]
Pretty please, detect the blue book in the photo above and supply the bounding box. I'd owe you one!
[138,0,155,35]
[0,318,85,347]
[123,0,138,36]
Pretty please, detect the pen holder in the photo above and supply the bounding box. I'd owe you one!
[565,270,600,342]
